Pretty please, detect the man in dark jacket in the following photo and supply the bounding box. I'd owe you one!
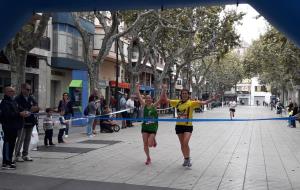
[0,86,28,169]
[14,83,39,162]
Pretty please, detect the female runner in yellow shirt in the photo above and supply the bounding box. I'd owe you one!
[161,85,218,167]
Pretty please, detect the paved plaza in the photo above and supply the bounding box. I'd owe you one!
[1,106,300,190]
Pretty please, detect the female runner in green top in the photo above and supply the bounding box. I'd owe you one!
[135,83,162,165]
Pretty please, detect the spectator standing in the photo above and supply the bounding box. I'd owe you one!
[287,99,294,113]
[126,95,135,127]
[291,103,298,128]
[58,93,74,138]
[58,109,68,143]
[276,101,283,115]
[134,97,141,120]
[86,96,97,137]
[119,93,128,128]
[43,108,55,146]
[0,87,28,169]
[15,83,39,162]
[88,95,100,135]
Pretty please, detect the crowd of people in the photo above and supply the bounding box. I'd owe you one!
[0,84,39,170]
[286,100,298,128]
[4,81,300,171]
[1,80,222,170]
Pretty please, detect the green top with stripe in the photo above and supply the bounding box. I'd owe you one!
[142,105,158,132]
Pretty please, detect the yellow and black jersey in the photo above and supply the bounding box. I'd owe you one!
[170,100,201,126]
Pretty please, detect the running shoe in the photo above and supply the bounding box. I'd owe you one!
[183,158,192,167]
[145,158,151,165]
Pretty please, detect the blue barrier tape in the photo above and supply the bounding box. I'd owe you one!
[29,109,296,123]
[71,116,296,122]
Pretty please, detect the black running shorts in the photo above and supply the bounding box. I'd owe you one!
[175,125,193,134]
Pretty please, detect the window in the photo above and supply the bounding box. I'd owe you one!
[73,29,81,37]
[57,34,67,53]
[58,23,66,32]
[53,23,89,61]
[35,36,50,51]
[26,55,39,68]
[177,79,182,85]
[94,34,104,49]
[146,73,151,86]
[255,85,268,92]
[139,73,144,84]
[78,40,83,57]
[0,51,9,64]
[67,25,74,34]
[53,24,58,31]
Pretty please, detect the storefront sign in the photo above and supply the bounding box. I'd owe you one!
[140,85,154,91]
[99,80,109,88]
[109,81,130,89]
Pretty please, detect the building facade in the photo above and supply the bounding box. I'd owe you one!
[0,15,52,109]
[236,79,251,105]
[250,77,272,106]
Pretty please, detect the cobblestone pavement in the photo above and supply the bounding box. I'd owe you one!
[1,106,300,190]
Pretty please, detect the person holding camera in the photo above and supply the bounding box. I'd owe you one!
[15,83,39,162]
[0,86,29,169]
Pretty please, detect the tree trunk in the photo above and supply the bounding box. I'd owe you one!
[10,50,27,93]
[172,72,179,99]
[197,88,201,99]
[152,79,160,100]
[87,63,100,93]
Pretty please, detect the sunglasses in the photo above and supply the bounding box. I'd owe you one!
[26,89,31,91]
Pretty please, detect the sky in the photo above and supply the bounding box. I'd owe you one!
[226,4,269,46]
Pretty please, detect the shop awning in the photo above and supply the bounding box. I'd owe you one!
[109,81,130,89]
[69,80,82,88]
[140,85,154,91]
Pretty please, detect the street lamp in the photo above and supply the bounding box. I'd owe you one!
[182,66,188,89]
[114,28,119,111]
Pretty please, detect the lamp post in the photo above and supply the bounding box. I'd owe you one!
[182,66,188,90]
[131,39,139,94]
[114,27,119,111]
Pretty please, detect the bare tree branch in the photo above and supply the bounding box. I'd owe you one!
[95,11,110,34]
[113,10,155,39]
